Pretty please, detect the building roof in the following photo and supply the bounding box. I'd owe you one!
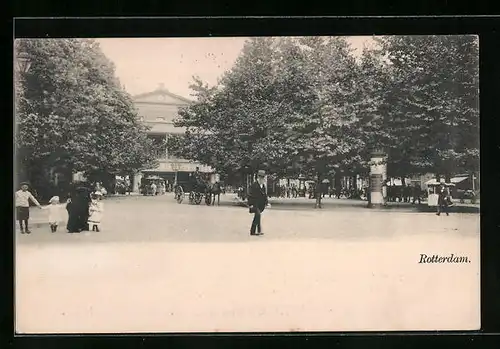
[133,85,192,104]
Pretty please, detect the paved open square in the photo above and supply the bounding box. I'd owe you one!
[15,194,480,333]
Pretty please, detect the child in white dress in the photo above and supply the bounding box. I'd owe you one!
[88,192,104,232]
[44,196,64,233]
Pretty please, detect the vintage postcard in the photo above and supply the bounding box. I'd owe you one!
[14,34,480,333]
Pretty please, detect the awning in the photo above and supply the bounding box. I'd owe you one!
[424,179,456,186]
[450,177,468,184]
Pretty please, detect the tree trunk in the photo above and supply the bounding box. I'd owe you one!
[315,172,322,209]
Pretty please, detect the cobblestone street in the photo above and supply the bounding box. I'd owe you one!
[15,194,480,333]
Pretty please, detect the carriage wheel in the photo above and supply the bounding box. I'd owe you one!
[194,193,203,205]
[205,194,212,205]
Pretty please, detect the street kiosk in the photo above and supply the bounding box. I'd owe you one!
[425,179,455,207]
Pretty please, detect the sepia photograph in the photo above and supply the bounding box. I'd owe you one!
[14,34,480,333]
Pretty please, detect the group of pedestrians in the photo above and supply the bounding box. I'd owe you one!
[273,184,300,198]
[244,171,457,236]
[66,187,104,233]
[15,182,105,234]
[15,173,455,237]
[385,183,422,204]
[143,181,171,196]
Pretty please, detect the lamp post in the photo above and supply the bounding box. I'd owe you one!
[16,50,32,75]
[171,162,181,186]
[14,41,32,186]
[15,41,32,93]
[14,42,32,120]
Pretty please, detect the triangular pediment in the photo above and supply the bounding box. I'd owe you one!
[133,89,191,105]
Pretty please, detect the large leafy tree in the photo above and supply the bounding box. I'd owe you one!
[170,37,369,207]
[351,46,393,169]
[16,39,159,197]
[169,35,479,207]
[278,37,366,207]
[168,38,291,183]
[375,35,479,180]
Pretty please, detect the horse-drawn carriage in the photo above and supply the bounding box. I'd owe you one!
[188,178,211,205]
[175,174,222,206]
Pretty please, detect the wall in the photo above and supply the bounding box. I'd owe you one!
[132,88,214,185]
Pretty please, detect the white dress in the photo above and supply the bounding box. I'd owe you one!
[45,204,64,225]
[88,201,104,226]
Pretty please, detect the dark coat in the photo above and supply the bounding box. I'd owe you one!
[248,181,268,212]
[437,187,449,206]
[66,187,91,232]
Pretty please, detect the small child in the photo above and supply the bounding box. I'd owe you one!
[44,196,63,233]
[15,182,43,234]
[88,192,104,232]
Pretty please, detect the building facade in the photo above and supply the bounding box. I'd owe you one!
[132,84,215,192]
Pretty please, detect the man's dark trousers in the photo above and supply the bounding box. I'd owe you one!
[248,180,267,235]
[250,207,262,234]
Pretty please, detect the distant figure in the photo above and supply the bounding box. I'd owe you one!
[95,182,107,197]
[15,182,43,234]
[212,181,222,206]
[174,184,184,202]
[436,184,450,216]
[412,183,422,204]
[192,167,202,192]
[248,170,269,236]
[150,182,157,196]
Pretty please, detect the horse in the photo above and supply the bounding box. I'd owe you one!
[209,182,222,206]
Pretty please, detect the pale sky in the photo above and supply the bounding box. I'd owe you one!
[97,36,377,99]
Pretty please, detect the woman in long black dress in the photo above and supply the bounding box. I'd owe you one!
[66,186,91,233]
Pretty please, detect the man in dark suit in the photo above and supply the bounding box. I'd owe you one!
[248,170,268,236]
[436,184,450,216]
[412,183,422,204]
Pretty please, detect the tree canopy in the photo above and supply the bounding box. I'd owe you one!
[375,35,479,177]
[168,35,479,193]
[16,38,160,186]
